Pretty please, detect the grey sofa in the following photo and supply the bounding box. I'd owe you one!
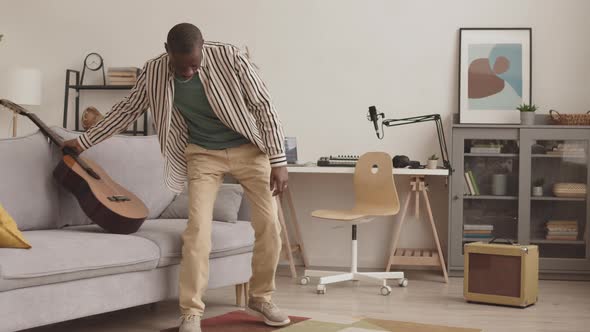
[0,127,254,332]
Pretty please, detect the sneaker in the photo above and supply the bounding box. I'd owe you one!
[246,300,291,326]
[179,314,201,332]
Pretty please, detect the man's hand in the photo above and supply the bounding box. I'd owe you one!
[270,166,289,196]
[63,139,83,155]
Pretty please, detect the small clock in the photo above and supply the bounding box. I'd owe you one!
[81,52,106,85]
[84,53,103,71]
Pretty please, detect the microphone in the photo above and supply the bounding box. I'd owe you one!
[367,105,381,137]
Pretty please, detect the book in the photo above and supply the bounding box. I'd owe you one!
[464,224,494,231]
[464,230,493,234]
[468,171,480,195]
[545,236,578,241]
[464,234,494,238]
[464,172,475,195]
[547,231,578,236]
[470,147,502,154]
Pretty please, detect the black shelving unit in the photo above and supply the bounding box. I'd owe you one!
[63,69,148,135]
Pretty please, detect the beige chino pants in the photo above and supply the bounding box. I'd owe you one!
[179,143,282,316]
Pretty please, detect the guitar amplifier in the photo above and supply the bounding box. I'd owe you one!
[464,241,538,308]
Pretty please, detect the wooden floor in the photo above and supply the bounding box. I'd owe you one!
[23,268,590,332]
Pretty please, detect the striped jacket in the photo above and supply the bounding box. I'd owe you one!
[77,42,286,193]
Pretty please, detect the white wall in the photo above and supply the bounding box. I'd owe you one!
[1,0,589,268]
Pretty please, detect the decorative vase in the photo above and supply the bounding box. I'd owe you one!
[426,159,438,169]
[532,186,543,197]
[520,112,535,125]
[492,174,508,196]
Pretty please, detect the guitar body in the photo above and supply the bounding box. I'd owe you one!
[53,155,148,234]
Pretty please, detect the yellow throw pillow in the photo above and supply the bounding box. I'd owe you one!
[0,203,32,249]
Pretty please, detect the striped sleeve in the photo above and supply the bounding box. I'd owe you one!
[233,48,287,167]
[77,64,149,150]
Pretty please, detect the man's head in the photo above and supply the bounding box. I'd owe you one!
[165,23,204,80]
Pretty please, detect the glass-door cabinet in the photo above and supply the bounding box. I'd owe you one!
[521,129,590,273]
[449,125,590,276]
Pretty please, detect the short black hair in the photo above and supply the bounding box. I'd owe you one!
[166,23,204,54]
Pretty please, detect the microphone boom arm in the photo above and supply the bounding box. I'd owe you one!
[376,112,452,172]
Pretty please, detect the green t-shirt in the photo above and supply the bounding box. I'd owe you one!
[173,74,250,150]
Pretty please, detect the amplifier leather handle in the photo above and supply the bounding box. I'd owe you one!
[488,237,516,245]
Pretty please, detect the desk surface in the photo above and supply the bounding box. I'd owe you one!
[287,165,449,176]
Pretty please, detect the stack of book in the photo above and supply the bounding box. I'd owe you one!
[464,224,493,241]
[464,170,480,195]
[546,220,578,241]
[546,143,586,158]
[470,143,503,154]
[107,67,141,85]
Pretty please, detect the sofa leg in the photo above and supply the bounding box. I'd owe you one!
[244,282,249,305]
[235,284,243,306]
[149,302,158,312]
[235,282,249,307]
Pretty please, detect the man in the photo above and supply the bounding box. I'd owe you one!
[64,23,290,332]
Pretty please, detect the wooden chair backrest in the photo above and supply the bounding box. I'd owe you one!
[353,152,400,215]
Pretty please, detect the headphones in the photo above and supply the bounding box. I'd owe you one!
[392,155,422,169]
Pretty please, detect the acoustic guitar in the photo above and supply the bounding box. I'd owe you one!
[1,99,148,234]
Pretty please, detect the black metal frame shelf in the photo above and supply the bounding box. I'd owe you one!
[63,69,147,135]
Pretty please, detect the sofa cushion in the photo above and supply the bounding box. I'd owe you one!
[160,184,244,223]
[0,130,60,230]
[65,219,255,267]
[0,229,159,292]
[50,127,176,227]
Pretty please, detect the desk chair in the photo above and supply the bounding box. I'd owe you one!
[300,152,408,295]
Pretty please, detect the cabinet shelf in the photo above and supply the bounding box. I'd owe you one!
[465,153,519,158]
[531,196,586,202]
[530,239,586,245]
[464,195,518,200]
[532,154,586,159]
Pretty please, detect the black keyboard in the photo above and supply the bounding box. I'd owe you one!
[317,155,359,167]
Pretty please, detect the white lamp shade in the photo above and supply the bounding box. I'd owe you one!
[1,67,42,106]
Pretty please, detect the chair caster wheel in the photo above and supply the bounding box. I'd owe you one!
[300,276,311,285]
[380,285,392,296]
[399,278,408,287]
[316,284,326,295]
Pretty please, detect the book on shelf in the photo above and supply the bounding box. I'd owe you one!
[470,147,502,154]
[464,234,494,238]
[464,230,493,234]
[464,224,494,231]
[468,171,480,195]
[545,235,579,241]
[547,231,578,236]
[464,172,475,195]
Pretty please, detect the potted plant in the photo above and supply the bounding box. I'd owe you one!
[517,103,538,125]
[532,178,544,197]
[426,154,438,169]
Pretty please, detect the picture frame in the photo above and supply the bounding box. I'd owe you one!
[459,28,532,124]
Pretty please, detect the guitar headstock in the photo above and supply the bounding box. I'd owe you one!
[0,99,30,115]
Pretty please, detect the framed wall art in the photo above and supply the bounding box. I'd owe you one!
[459,28,532,124]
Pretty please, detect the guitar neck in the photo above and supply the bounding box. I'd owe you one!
[25,113,65,147]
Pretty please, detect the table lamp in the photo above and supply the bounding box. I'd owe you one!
[0,67,42,137]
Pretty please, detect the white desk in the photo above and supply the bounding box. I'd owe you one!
[277,165,449,282]
[287,165,449,176]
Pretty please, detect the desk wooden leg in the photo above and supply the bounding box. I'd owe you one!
[235,284,243,306]
[421,189,449,283]
[276,196,297,278]
[284,188,309,267]
[386,191,412,272]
